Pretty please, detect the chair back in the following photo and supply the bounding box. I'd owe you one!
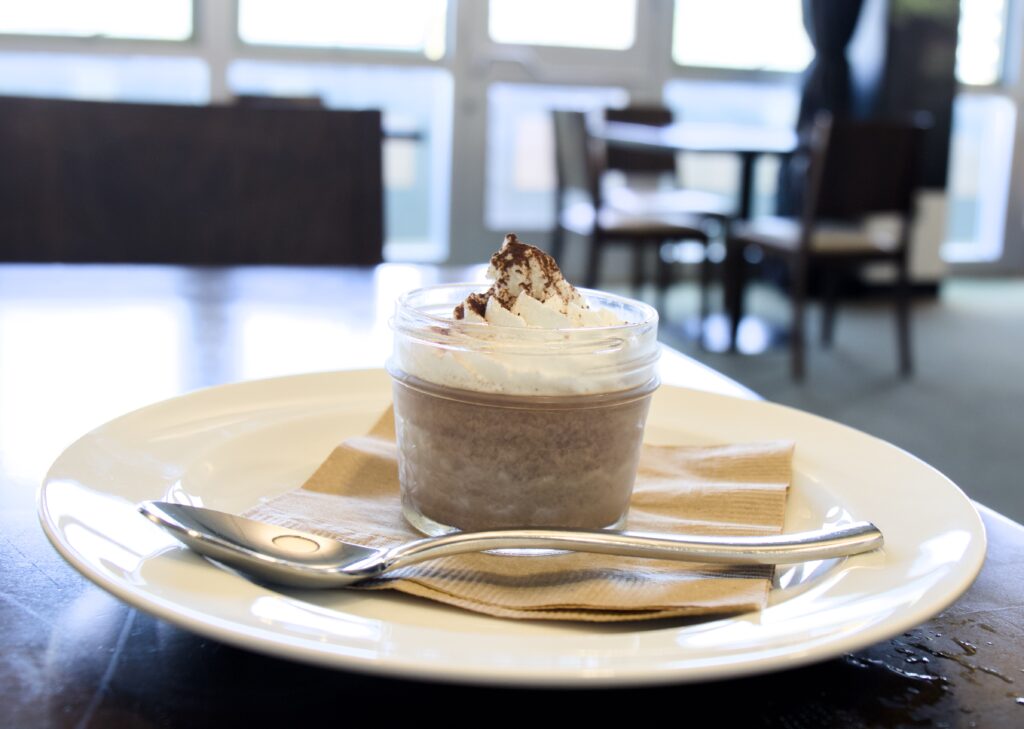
[805,113,927,222]
[0,96,383,264]
[552,110,602,205]
[603,106,677,175]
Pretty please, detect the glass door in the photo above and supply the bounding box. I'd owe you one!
[446,0,674,265]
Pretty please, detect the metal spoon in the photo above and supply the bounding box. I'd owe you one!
[139,501,884,589]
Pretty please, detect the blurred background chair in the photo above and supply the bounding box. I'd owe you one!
[550,109,710,311]
[0,96,383,265]
[725,112,928,380]
[604,105,677,181]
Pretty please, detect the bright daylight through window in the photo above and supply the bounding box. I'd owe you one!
[0,0,192,40]
[237,0,448,59]
[956,0,1009,85]
[488,0,637,50]
[0,0,1017,264]
[672,0,812,71]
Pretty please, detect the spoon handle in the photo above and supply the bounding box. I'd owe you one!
[383,522,884,570]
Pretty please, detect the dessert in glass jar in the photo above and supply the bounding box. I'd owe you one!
[387,234,659,535]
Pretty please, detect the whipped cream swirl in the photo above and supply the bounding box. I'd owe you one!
[453,234,623,329]
[390,234,659,396]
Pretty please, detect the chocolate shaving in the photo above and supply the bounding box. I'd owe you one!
[465,293,488,318]
[453,291,495,320]
[452,233,572,319]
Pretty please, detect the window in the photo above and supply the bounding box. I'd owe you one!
[943,93,1015,262]
[480,2,644,234]
[0,52,209,105]
[0,0,192,41]
[485,83,629,231]
[673,0,1010,84]
[2,0,1020,266]
[672,0,812,72]
[488,0,637,50]
[956,0,1010,85]
[238,0,448,59]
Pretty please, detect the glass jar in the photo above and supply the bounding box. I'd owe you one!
[387,283,659,535]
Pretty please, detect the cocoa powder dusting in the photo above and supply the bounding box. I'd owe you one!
[489,233,562,309]
[465,292,488,318]
[494,234,561,286]
[452,233,569,319]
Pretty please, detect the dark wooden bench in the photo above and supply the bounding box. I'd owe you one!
[0,96,383,265]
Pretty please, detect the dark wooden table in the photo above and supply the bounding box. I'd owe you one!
[2,264,1021,728]
[598,120,798,219]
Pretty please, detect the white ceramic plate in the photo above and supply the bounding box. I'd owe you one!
[39,369,986,687]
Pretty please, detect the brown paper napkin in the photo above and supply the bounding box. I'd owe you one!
[245,409,793,622]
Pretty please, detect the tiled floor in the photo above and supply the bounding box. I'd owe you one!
[654,276,1024,523]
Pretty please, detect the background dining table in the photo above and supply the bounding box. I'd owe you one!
[597,119,801,353]
[1,263,1021,728]
[597,119,798,220]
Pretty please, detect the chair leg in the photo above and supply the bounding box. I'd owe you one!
[791,259,807,381]
[656,239,673,314]
[821,270,837,347]
[723,238,747,352]
[550,224,565,264]
[699,243,711,322]
[896,257,913,376]
[632,242,646,298]
[584,235,604,289]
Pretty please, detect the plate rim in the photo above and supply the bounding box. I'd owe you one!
[37,368,988,687]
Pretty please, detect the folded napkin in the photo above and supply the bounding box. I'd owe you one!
[245,409,793,622]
